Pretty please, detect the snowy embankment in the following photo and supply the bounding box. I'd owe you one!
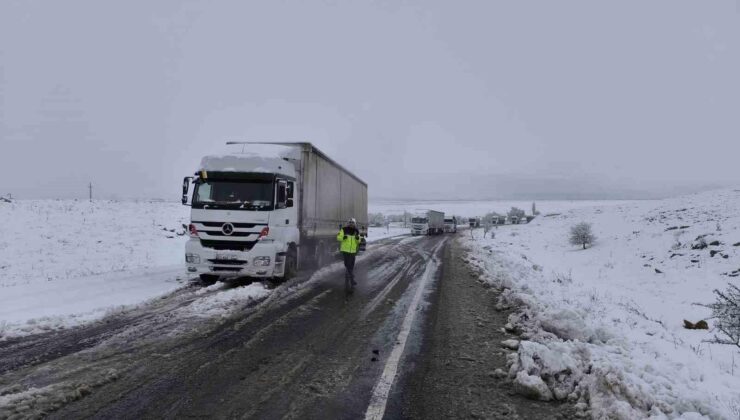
[0,200,191,338]
[465,189,740,419]
[366,226,409,242]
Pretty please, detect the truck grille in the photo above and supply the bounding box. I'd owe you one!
[201,231,253,237]
[211,266,242,272]
[200,240,258,251]
[194,221,266,228]
[207,259,248,265]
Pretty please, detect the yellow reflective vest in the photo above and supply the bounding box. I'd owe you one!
[337,227,360,254]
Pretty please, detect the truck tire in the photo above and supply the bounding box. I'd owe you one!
[199,274,219,285]
[314,241,326,268]
[285,246,298,280]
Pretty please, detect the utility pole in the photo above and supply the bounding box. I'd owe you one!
[89,182,93,202]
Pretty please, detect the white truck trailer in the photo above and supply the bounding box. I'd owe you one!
[182,142,368,282]
[411,210,445,235]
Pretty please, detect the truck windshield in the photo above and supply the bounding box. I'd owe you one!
[411,217,428,223]
[192,180,273,210]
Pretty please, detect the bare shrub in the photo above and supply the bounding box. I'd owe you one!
[708,284,740,349]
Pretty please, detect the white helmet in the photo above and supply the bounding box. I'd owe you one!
[349,218,357,224]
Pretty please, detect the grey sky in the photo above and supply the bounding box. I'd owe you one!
[1,1,738,200]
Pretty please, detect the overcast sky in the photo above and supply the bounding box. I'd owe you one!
[1,1,738,200]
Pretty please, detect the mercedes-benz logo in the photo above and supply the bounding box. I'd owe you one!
[221,223,235,236]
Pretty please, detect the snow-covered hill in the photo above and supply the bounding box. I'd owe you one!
[465,189,740,419]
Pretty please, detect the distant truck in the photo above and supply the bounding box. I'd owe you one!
[411,210,445,235]
[491,215,505,225]
[444,217,457,233]
[468,217,481,228]
[181,142,368,282]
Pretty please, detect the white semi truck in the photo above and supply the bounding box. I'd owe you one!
[411,210,445,236]
[181,142,368,282]
[444,217,457,233]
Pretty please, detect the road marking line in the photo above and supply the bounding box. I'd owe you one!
[364,240,445,420]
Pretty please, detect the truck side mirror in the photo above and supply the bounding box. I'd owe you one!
[276,180,287,209]
[182,177,193,206]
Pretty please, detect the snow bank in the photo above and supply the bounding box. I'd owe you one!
[366,226,409,243]
[0,200,190,338]
[465,189,740,419]
[177,283,271,319]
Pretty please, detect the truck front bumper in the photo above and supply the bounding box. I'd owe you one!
[184,238,284,279]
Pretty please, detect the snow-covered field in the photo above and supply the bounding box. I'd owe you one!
[0,200,191,338]
[464,189,740,419]
[0,199,407,338]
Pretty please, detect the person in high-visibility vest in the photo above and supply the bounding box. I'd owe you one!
[337,218,361,292]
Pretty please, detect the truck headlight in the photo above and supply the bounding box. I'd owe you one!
[253,256,271,266]
[186,253,201,264]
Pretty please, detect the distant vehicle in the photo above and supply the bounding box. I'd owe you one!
[181,142,368,283]
[412,210,445,235]
[444,217,457,233]
[509,216,519,225]
[468,217,481,228]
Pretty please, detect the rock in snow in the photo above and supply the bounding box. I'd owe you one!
[513,371,553,401]
[501,339,520,350]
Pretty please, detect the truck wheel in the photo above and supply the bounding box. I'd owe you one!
[315,241,326,268]
[284,247,298,280]
[199,274,219,285]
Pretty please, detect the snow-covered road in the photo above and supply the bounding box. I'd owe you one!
[0,235,573,419]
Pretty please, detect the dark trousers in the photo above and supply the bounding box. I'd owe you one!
[342,252,356,284]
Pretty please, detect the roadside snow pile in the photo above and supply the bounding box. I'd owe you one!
[177,283,271,319]
[465,189,740,419]
[0,199,189,339]
[366,226,409,242]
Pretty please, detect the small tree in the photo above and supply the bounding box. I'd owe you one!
[569,222,595,249]
[483,221,493,238]
[368,212,385,227]
[708,284,740,349]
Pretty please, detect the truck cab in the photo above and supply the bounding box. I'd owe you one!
[183,156,299,282]
[410,216,429,236]
[444,217,457,233]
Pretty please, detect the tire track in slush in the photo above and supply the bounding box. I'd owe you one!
[364,239,446,420]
